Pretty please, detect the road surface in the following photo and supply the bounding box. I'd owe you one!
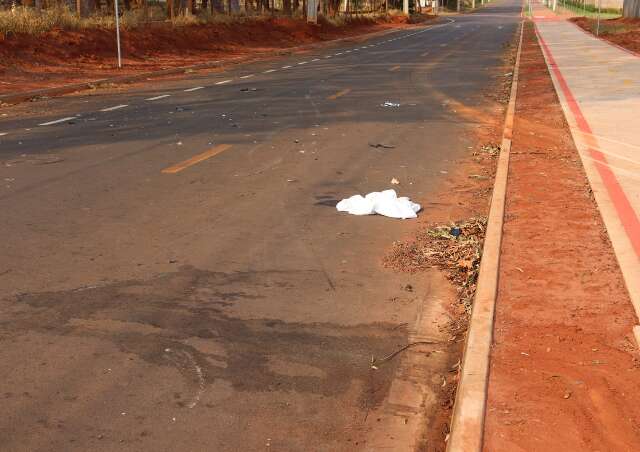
[0,2,520,450]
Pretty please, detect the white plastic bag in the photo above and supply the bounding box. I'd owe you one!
[336,189,421,219]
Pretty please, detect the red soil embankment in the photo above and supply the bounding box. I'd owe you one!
[0,15,419,95]
[572,16,640,54]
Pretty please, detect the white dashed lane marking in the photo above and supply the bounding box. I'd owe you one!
[100,104,128,112]
[38,117,76,126]
[146,94,170,101]
[10,19,456,135]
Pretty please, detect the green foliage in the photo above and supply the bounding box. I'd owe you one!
[559,0,622,16]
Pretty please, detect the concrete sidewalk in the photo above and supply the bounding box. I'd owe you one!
[532,2,640,329]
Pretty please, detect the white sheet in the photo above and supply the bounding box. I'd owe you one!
[336,189,421,219]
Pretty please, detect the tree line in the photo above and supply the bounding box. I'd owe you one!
[1,0,398,18]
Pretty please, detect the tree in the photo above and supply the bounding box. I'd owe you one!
[623,0,640,17]
[211,0,224,12]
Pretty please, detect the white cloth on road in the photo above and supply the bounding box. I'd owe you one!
[336,189,421,219]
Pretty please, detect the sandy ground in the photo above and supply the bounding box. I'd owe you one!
[483,22,640,451]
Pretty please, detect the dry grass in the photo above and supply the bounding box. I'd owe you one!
[0,5,392,37]
[0,5,271,36]
[0,5,169,35]
[1,6,84,35]
[384,217,488,314]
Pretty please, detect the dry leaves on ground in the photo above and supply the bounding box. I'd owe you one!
[384,217,487,314]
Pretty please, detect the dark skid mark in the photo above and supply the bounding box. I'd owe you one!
[314,193,339,207]
[314,199,339,207]
[3,266,405,410]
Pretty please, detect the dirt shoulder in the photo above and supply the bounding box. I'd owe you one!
[571,16,640,54]
[0,15,431,97]
[483,21,640,450]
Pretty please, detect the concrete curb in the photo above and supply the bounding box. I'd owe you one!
[0,20,439,107]
[445,19,525,452]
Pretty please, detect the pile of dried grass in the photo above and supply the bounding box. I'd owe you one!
[384,217,487,313]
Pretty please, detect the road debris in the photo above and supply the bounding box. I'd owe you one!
[336,189,421,219]
[3,154,64,166]
[368,143,395,149]
[481,144,501,156]
[385,217,487,313]
[370,340,440,369]
[381,101,401,108]
[390,177,400,185]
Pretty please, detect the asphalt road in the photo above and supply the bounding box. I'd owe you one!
[0,2,520,450]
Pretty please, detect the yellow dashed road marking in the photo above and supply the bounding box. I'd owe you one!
[162,144,232,174]
[327,88,351,100]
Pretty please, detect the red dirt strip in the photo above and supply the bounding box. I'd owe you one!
[483,23,640,451]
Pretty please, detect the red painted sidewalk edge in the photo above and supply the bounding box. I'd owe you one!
[534,23,640,258]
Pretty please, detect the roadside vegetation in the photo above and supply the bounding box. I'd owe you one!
[0,0,424,37]
[0,4,164,34]
[558,0,622,17]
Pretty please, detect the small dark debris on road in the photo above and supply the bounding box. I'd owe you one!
[369,143,396,149]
